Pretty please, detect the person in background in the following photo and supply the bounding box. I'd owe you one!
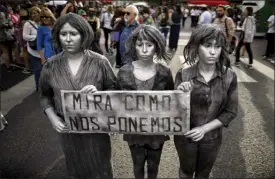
[169,5,182,51]
[60,0,77,16]
[141,7,154,25]
[117,25,173,179]
[158,6,170,41]
[174,24,238,179]
[87,7,102,54]
[190,7,196,27]
[23,6,42,91]
[0,11,16,72]
[198,6,212,25]
[119,5,139,65]
[111,7,125,68]
[182,6,189,28]
[37,7,57,64]
[153,6,162,28]
[235,7,256,69]
[213,5,235,43]
[101,5,114,55]
[40,13,116,179]
[263,10,275,63]
[210,7,216,23]
[150,5,155,16]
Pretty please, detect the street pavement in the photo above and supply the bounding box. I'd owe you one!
[0,18,274,178]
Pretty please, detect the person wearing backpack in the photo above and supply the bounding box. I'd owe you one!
[23,6,42,91]
[158,6,170,41]
[213,6,235,53]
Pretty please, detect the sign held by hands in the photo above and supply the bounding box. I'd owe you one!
[61,91,190,135]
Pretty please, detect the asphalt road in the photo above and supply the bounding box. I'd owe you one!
[0,18,274,178]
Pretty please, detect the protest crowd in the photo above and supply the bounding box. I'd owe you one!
[0,0,274,178]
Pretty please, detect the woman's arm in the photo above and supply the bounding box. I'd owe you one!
[36,26,47,63]
[23,21,36,41]
[60,2,73,16]
[40,64,68,132]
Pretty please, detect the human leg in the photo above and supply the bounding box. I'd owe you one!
[103,28,109,53]
[129,144,146,179]
[174,136,198,179]
[244,42,253,65]
[194,137,222,179]
[146,144,164,179]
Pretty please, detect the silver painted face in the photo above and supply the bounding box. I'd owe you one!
[59,23,82,54]
[135,39,156,62]
[198,39,221,65]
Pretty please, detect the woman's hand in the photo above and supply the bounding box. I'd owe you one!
[184,126,206,142]
[80,85,97,93]
[49,115,69,133]
[41,58,47,64]
[177,80,193,92]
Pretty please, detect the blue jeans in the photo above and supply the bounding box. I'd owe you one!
[160,27,169,40]
[29,53,42,90]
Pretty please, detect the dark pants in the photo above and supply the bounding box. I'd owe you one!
[191,16,197,27]
[169,24,181,50]
[174,136,222,179]
[265,33,275,58]
[29,53,42,91]
[235,38,253,64]
[129,143,164,179]
[116,41,122,66]
[103,28,112,53]
[160,27,169,40]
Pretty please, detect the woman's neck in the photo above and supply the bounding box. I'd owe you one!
[67,51,84,61]
[198,61,216,73]
[135,59,155,68]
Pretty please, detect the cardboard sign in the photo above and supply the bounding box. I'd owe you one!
[61,91,190,135]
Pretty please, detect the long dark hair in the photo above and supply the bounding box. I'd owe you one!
[183,24,231,74]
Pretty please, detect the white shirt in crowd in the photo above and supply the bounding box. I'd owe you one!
[267,14,274,33]
[22,20,40,58]
[198,10,212,24]
[185,9,189,17]
[191,9,196,16]
[195,9,201,16]
[101,12,114,30]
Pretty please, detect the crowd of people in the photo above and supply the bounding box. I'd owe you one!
[0,0,274,179]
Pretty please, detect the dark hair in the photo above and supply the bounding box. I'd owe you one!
[246,6,253,16]
[183,24,231,73]
[125,24,170,62]
[176,5,181,14]
[143,6,150,15]
[227,8,234,18]
[52,13,94,50]
[202,7,208,11]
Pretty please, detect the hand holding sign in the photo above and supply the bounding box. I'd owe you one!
[50,114,69,133]
[80,85,98,94]
[177,80,194,92]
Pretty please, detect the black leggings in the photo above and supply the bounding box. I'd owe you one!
[235,38,253,64]
[129,143,164,179]
[103,28,112,53]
